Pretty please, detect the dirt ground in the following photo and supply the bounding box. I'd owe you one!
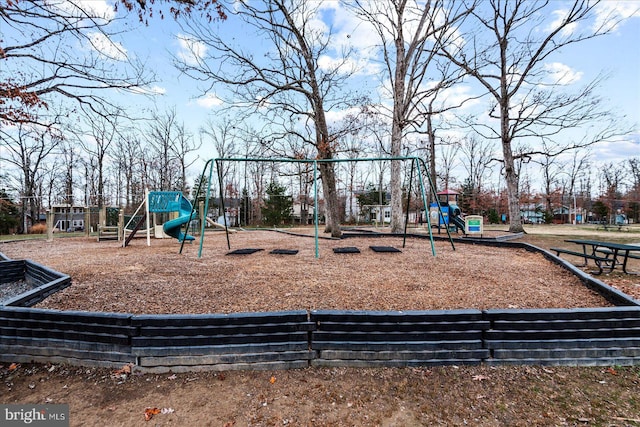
[1,225,640,426]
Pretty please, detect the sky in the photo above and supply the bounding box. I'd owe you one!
[3,0,640,194]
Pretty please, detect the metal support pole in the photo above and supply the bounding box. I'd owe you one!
[216,159,231,250]
[313,160,319,259]
[197,159,214,258]
[402,160,415,248]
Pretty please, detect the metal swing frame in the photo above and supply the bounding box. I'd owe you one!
[183,156,455,258]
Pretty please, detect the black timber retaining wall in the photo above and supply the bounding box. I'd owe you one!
[0,307,135,367]
[131,311,315,372]
[310,310,489,367]
[1,259,71,307]
[485,307,640,366]
[2,241,640,371]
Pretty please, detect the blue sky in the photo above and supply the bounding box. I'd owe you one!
[120,1,640,167]
[4,0,639,193]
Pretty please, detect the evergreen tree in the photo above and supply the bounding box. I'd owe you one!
[458,178,474,215]
[487,209,500,224]
[0,189,20,234]
[592,200,609,223]
[356,184,387,221]
[261,182,292,226]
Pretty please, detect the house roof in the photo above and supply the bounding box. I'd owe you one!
[437,189,459,195]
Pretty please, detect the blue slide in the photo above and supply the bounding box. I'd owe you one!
[451,214,466,234]
[162,194,195,242]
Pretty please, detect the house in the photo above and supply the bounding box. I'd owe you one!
[51,205,85,231]
[521,204,545,224]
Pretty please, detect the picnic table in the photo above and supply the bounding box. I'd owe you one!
[551,239,640,275]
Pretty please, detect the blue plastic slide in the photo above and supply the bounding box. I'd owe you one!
[162,194,195,242]
[451,214,466,233]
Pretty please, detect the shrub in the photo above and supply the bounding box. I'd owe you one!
[29,223,47,234]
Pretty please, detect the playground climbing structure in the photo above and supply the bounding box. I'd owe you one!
[122,190,195,247]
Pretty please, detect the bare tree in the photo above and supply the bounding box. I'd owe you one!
[79,111,121,209]
[437,138,460,190]
[628,158,640,193]
[171,121,199,194]
[174,0,365,237]
[351,0,474,233]
[0,122,62,232]
[600,161,625,224]
[0,0,153,127]
[438,0,628,232]
[459,134,494,206]
[627,157,640,223]
[200,118,239,185]
[112,133,145,208]
[144,108,195,192]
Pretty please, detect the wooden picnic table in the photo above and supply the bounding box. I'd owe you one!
[554,239,640,275]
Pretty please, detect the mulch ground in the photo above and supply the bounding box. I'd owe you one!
[0,230,618,314]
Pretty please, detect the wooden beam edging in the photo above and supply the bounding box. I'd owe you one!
[2,305,640,370]
[2,260,71,307]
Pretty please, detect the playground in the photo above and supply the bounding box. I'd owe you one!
[2,227,640,425]
[0,229,622,314]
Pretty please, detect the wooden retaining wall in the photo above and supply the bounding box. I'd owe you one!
[1,259,71,307]
[310,310,489,367]
[131,311,315,373]
[3,307,640,370]
[485,307,640,366]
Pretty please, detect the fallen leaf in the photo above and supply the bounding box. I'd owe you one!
[605,367,618,376]
[269,376,276,384]
[144,408,160,421]
[8,363,19,371]
[114,364,132,376]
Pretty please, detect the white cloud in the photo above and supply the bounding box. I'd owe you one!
[548,9,579,37]
[176,34,208,66]
[196,93,223,108]
[323,107,363,127]
[543,62,583,85]
[593,1,640,33]
[88,32,127,61]
[148,85,166,95]
[129,85,166,95]
[591,134,640,164]
[52,0,115,21]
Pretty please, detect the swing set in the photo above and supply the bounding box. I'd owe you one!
[183,156,455,259]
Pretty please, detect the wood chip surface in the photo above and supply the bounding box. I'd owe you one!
[0,230,613,314]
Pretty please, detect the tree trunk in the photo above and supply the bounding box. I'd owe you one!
[389,32,406,234]
[319,158,342,238]
[501,121,524,232]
